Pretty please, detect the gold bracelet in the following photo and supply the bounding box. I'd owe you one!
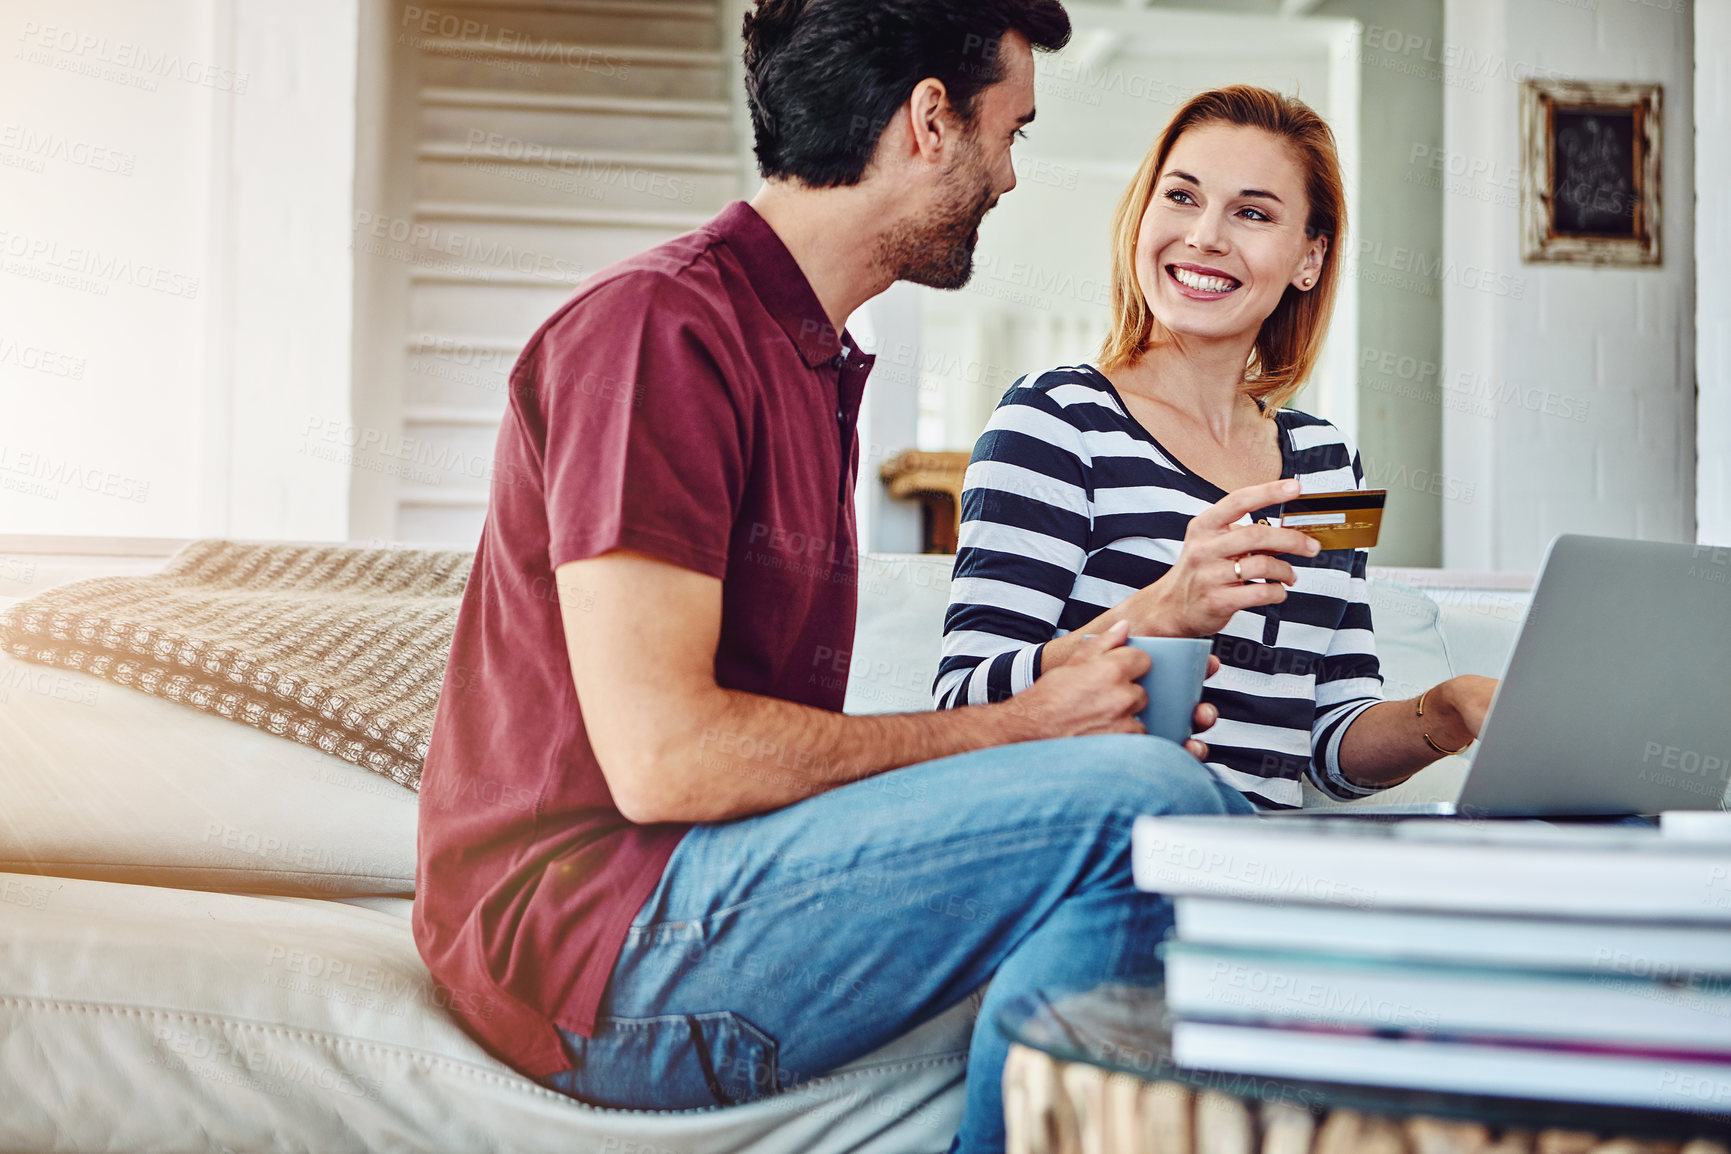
[1415,689,1471,756]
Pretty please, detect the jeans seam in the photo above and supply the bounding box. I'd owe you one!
[552,1010,784,1111]
[687,1015,732,1106]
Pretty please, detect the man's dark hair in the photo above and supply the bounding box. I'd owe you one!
[741,0,1071,188]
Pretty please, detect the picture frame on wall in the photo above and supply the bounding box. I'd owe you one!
[1519,79,1661,266]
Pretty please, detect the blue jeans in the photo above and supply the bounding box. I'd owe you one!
[543,735,1254,1152]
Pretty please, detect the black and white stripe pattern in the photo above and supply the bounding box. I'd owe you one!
[935,366,1386,809]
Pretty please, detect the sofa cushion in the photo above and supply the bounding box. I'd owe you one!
[0,641,418,897]
[844,555,955,715]
[1434,593,1527,678]
[1362,579,1456,704]
[0,873,971,1153]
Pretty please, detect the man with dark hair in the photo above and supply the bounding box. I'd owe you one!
[742,0,1072,189]
[413,2,1247,1149]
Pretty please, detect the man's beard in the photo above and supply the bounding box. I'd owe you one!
[878,142,997,291]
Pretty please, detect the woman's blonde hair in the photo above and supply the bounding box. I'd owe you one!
[1097,85,1346,412]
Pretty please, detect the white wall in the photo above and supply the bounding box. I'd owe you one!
[1699,0,1731,547]
[1318,0,1447,567]
[1442,0,1696,571]
[0,1,221,536]
[0,0,363,542]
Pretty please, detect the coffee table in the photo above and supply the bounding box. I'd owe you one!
[998,985,1731,1154]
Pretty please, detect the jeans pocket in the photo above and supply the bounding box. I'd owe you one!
[546,1010,781,1110]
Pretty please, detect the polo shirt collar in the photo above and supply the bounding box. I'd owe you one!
[711,200,865,370]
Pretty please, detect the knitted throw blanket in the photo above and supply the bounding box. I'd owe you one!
[0,540,474,790]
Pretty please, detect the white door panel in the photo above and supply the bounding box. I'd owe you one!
[355,0,742,545]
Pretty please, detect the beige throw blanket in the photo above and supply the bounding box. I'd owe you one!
[0,540,474,790]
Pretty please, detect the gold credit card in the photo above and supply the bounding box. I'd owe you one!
[1276,488,1387,549]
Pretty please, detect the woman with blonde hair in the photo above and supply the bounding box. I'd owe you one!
[937,85,1496,808]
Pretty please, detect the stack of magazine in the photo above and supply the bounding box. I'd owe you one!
[1131,815,1731,1114]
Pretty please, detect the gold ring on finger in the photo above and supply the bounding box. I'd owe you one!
[1234,559,1246,584]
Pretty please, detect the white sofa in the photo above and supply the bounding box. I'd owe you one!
[0,551,1524,1152]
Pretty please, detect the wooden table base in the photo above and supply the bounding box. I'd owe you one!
[1003,1044,1731,1154]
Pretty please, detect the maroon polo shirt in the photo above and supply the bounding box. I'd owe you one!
[413,201,874,1078]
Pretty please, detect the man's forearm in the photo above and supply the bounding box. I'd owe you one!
[631,690,1040,824]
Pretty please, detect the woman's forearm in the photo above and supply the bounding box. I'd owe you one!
[1042,608,1128,671]
[1336,677,1486,789]
[1039,587,1189,672]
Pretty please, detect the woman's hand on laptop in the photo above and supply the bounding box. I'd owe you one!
[1433,675,1497,748]
[1336,674,1500,788]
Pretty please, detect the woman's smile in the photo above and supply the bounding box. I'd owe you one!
[1166,262,1242,299]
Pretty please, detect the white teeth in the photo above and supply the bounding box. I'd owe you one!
[1171,266,1238,294]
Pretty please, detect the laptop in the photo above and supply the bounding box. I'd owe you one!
[1289,534,1731,818]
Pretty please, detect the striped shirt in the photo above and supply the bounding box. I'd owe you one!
[935,365,1387,809]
